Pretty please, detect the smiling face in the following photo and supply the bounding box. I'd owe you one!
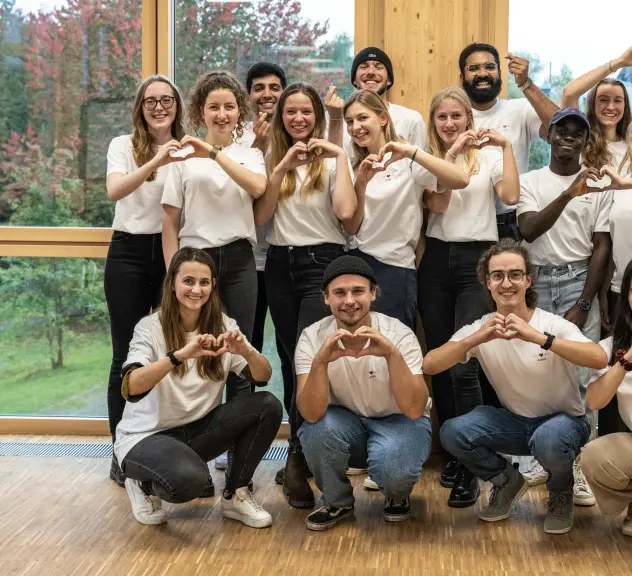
[433,97,471,147]
[461,51,502,105]
[142,81,177,132]
[249,74,283,119]
[282,92,316,141]
[202,89,239,138]
[548,118,589,163]
[354,60,391,94]
[486,252,531,310]
[325,275,376,329]
[174,261,214,315]
[344,101,387,149]
[594,83,626,129]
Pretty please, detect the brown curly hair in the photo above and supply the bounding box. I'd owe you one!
[477,239,539,309]
[187,70,249,139]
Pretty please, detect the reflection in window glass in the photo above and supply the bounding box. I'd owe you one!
[0,0,142,227]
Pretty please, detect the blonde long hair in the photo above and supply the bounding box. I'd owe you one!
[266,82,327,200]
[131,75,185,182]
[343,90,404,170]
[427,86,479,176]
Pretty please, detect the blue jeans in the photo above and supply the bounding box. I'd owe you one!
[440,406,591,495]
[298,405,432,508]
[533,259,600,433]
[350,249,417,329]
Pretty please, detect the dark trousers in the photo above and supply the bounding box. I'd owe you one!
[253,270,295,414]
[122,391,282,501]
[104,232,165,441]
[598,289,630,436]
[496,211,521,241]
[265,243,345,445]
[351,249,417,329]
[418,238,499,428]
[204,239,257,402]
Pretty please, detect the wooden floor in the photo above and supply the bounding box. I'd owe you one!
[1,436,631,575]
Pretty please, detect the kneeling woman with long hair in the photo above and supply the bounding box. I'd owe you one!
[582,258,632,536]
[114,247,282,529]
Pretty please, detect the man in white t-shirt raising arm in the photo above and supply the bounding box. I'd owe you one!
[295,256,432,531]
[424,239,608,534]
[459,43,559,240]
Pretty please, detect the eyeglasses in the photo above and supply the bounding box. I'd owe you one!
[142,96,176,111]
[466,63,498,73]
[487,270,527,284]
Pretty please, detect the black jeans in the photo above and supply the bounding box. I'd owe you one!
[104,232,165,441]
[350,249,417,329]
[204,239,257,402]
[121,391,282,501]
[496,211,521,242]
[253,270,294,414]
[265,243,345,444]
[418,237,499,427]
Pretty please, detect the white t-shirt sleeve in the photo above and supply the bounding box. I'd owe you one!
[106,136,130,176]
[243,148,267,176]
[524,101,543,141]
[295,330,317,375]
[328,156,355,193]
[589,338,612,384]
[408,114,428,151]
[594,190,613,233]
[411,162,438,191]
[161,162,184,209]
[395,331,424,375]
[123,317,159,369]
[447,318,483,362]
[516,175,538,216]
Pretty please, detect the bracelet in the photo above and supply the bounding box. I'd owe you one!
[518,77,534,92]
[616,349,632,371]
[607,60,614,74]
[446,149,457,160]
[411,149,418,163]
[167,350,182,367]
[209,145,222,161]
[541,331,555,351]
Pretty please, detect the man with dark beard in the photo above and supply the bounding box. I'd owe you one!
[459,43,558,240]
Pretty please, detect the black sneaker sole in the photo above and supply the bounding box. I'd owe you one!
[305,510,353,531]
[288,496,315,509]
[383,511,410,522]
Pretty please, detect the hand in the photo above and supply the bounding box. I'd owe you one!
[279,141,314,170]
[307,138,343,159]
[377,141,416,169]
[252,111,271,151]
[353,326,398,359]
[564,303,589,329]
[216,330,252,357]
[600,296,610,332]
[565,168,604,197]
[599,165,632,191]
[324,85,344,120]
[472,312,510,345]
[314,329,357,364]
[175,334,225,361]
[179,135,215,159]
[503,313,546,344]
[506,53,529,86]
[614,46,632,70]
[475,128,510,150]
[356,154,385,188]
[153,139,187,167]
[447,129,479,158]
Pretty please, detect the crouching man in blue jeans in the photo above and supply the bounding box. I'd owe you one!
[295,255,432,531]
[424,239,608,534]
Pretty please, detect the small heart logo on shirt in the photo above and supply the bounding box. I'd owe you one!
[368,369,376,379]
[386,174,391,179]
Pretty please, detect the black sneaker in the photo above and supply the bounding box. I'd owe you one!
[440,457,460,489]
[383,497,411,522]
[199,475,215,498]
[110,455,126,488]
[305,505,354,531]
[447,465,480,508]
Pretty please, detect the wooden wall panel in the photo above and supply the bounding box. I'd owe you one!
[354,0,385,53]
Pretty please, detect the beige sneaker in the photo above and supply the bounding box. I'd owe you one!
[125,478,167,525]
[573,461,596,506]
[622,503,632,536]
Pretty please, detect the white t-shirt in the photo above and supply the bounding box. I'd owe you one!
[427,148,504,243]
[106,135,168,235]
[114,312,247,463]
[590,337,632,430]
[295,312,432,418]
[517,166,612,266]
[354,160,437,269]
[472,98,542,214]
[235,121,256,148]
[608,140,629,174]
[161,144,266,248]
[266,157,351,247]
[608,141,632,292]
[449,308,589,417]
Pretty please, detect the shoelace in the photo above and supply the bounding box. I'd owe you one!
[573,463,589,493]
[488,485,500,506]
[547,493,567,517]
[236,489,265,512]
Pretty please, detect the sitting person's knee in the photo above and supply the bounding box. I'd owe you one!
[256,390,284,420]
[162,461,208,503]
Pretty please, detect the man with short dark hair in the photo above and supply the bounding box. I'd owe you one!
[425,239,608,534]
[296,256,432,531]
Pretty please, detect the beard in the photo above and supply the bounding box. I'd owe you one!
[462,76,502,104]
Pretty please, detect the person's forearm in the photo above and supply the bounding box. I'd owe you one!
[254,165,284,225]
[416,149,470,190]
[518,192,573,243]
[522,84,558,134]
[128,356,176,396]
[107,157,160,201]
[422,338,478,375]
[561,59,624,108]
[386,352,428,420]
[586,363,627,411]
[327,118,344,148]
[425,189,452,213]
[242,347,272,382]
[496,144,520,206]
[580,233,612,302]
[544,336,608,369]
[600,255,615,302]
[331,152,357,222]
[162,209,180,268]
[215,151,267,198]
[297,362,331,423]
[342,184,365,235]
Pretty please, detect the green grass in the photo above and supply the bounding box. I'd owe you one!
[0,312,287,418]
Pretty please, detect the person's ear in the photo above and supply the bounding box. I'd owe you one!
[525,274,532,290]
[379,112,389,127]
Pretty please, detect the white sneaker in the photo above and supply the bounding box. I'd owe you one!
[523,459,549,486]
[573,461,596,506]
[364,477,379,491]
[347,467,368,475]
[215,452,228,470]
[222,487,272,528]
[124,478,167,525]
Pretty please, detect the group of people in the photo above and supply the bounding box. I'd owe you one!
[102,40,632,535]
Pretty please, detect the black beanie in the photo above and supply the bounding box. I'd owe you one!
[322,256,377,291]
[350,47,394,89]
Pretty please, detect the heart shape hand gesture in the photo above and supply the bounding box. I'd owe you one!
[315,326,397,365]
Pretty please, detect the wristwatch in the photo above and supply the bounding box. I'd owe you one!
[209,145,222,161]
[166,350,182,367]
[577,298,592,312]
[541,332,555,350]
